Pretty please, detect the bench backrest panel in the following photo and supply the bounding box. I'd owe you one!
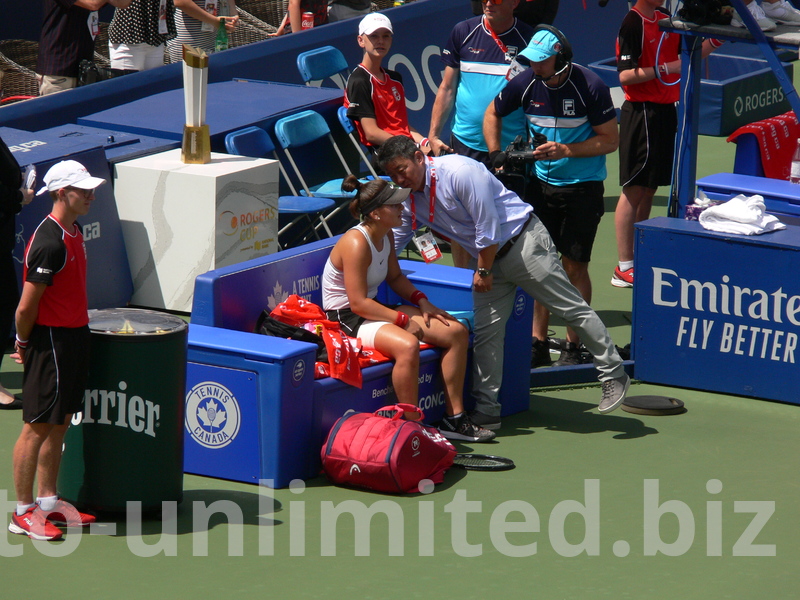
[191,235,390,333]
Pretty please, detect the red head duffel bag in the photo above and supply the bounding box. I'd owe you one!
[321,404,457,493]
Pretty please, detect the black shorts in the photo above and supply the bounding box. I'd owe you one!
[326,302,398,338]
[325,308,367,338]
[22,324,91,424]
[526,178,604,263]
[619,100,677,189]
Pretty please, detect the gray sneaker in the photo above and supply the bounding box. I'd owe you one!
[599,374,630,413]
[469,410,501,431]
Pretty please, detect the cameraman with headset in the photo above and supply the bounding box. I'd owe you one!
[484,25,618,368]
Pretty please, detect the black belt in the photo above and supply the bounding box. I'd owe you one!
[496,213,534,260]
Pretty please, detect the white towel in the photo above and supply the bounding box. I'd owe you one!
[698,194,786,235]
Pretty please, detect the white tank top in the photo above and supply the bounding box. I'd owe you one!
[322,224,390,311]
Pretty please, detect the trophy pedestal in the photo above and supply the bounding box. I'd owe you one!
[114,148,279,311]
[181,124,211,164]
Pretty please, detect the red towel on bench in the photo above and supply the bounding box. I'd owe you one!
[727,111,800,180]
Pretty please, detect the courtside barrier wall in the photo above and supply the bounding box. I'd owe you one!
[0,0,626,135]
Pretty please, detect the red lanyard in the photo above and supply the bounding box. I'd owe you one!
[411,157,437,231]
[483,16,508,55]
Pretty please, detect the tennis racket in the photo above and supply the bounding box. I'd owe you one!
[453,454,515,471]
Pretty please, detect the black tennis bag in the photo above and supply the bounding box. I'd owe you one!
[254,309,328,362]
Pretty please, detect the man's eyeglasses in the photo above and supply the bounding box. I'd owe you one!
[482,0,505,4]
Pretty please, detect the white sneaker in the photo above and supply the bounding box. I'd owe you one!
[762,0,800,23]
[731,1,778,30]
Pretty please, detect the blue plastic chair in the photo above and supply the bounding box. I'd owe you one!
[336,105,387,181]
[273,109,361,202]
[296,45,349,89]
[225,126,336,248]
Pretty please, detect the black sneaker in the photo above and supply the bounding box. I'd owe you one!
[531,337,552,367]
[439,414,496,442]
[468,410,501,431]
[553,342,582,366]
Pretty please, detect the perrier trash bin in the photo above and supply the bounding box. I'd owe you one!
[58,308,188,513]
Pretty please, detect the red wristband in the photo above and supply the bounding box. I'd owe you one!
[394,311,409,328]
[410,290,428,305]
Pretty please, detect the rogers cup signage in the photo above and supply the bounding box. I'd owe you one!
[632,217,800,404]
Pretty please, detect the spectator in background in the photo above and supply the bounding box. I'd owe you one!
[427,0,534,268]
[109,0,177,71]
[38,0,132,95]
[328,0,371,24]
[0,137,34,410]
[344,13,429,157]
[275,0,328,35]
[168,0,238,62]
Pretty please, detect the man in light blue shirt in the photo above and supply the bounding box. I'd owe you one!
[379,135,629,428]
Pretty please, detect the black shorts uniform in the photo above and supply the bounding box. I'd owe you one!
[22,324,91,424]
[526,177,604,263]
[619,100,677,189]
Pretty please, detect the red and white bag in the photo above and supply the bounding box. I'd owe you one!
[321,404,456,493]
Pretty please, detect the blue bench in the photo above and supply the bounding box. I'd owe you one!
[695,172,800,224]
[183,237,533,487]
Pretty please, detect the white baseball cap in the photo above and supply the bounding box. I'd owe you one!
[36,160,106,196]
[358,13,393,36]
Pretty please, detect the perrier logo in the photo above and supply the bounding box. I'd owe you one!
[185,381,241,449]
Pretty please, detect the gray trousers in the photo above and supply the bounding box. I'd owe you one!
[471,217,625,416]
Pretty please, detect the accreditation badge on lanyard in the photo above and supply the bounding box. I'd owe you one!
[87,11,99,39]
[411,157,443,264]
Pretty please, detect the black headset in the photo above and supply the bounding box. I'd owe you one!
[530,24,573,73]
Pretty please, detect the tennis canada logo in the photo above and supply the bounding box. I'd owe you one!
[185,381,241,449]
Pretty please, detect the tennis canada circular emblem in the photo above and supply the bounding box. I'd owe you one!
[185,381,241,449]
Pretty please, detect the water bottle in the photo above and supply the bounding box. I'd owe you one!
[791,138,800,184]
[214,18,229,52]
[214,0,230,52]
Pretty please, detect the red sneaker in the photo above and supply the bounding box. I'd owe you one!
[8,507,63,541]
[611,266,634,288]
[46,499,96,527]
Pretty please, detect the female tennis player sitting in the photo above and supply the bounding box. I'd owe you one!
[322,175,495,443]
